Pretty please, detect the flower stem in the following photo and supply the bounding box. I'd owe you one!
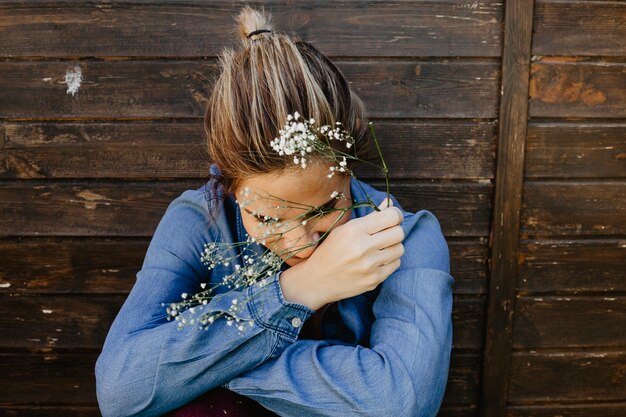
[368,122,390,208]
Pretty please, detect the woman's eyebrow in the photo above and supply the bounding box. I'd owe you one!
[244,197,338,221]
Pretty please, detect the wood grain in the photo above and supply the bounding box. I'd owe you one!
[507,403,626,417]
[518,239,626,293]
[0,2,502,58]
[521,181,626,237]
[513,296,626,348]
[0,61,499,119]
[533,0,626,56]
[525,123,626,179]
[508,351,626,403]
[480,1,534,416]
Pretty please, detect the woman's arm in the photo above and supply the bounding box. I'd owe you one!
[225,209,454,417]
[95,190,315,417]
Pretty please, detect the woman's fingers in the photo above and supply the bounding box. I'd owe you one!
[356,199,404,235]
[374,242,404,267]
[369,224,405,250]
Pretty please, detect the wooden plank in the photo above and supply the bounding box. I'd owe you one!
[442,353,482,407]
[521,181,626,237]
[508,351,626,403]
[0,238,489,295]
[525,123,626,178]
[0,2,502,58]
[0,353,97,404]
[507,403,626,417]
[533,0,626,56]
[0,180,492,237]
[1,120,497,180]
[452,297,486,350]
[0,238,144,294]
[0,180,202,237]
[518,239,626,293]
[0,294,484,350]
[0,351,478,405]
[448,239,489,295]
[0,61,499,119]
[513,296,626,348]
[480,1,534,416]
[0,295,126,349]
[437,406,478,417]
[388,181,492,238]
[529,60,626,118]
[0,406,100,417]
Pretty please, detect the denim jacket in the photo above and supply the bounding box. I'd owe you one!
[95,164,455,417]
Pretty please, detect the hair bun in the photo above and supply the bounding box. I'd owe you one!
[235,5,275,43]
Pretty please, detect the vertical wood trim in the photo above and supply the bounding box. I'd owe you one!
[479,1,534,416]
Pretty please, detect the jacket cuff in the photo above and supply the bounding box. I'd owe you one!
[246,270,315,342]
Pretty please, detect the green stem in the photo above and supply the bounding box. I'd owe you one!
[368,122,390,207]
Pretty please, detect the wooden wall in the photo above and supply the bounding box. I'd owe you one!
[0,1,623,416]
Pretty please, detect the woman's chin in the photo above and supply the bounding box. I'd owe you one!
[284,256,306,267]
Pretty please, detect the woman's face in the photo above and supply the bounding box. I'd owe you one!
[235,161,352,267]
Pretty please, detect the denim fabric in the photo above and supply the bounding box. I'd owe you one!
[95,164,455,417]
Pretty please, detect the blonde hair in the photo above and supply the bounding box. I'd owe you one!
[204,5,374,194]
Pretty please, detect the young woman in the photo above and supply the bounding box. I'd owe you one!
[95,6,454,417]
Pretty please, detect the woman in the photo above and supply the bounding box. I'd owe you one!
[95,6,454,417]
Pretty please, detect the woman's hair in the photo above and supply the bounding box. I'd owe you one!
[204,5,375,194]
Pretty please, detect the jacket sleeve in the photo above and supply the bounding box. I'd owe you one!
[225,209,455,417]
[95,190,315,417]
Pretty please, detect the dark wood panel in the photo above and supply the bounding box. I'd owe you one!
[0,353,97,404]
[518,239,626,293]
[533,0,626,56]
[513,296,626,348]
[0,351,478,406]
[507,403,626,417]
[521,181,626,237]
[508,351,626,403]
[438,406,477,417]
[0,294,483,350]
[525,123,626,178]
[529,60,626,118]
[453,297,486,350]
[1,120,496,180]
[0,406,100,417]
[449,239,489,295]
[480,1,535,416]
[387,181,492,238]
[0,295,126,349]
[0,238,144,294]
[0,61,499,119]
[0,238,488,295]
[442,353,482,407]
[0,2,502,58]
[0,61,212,119]
[0,180,202,237]
[0,180,492,237]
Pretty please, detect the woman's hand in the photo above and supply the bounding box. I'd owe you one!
[279,198,405,311]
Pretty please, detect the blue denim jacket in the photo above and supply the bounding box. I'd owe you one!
[95,164,454,417]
